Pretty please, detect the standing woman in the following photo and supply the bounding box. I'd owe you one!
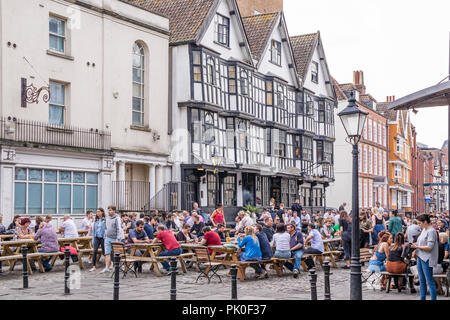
[371,208,386,245]
[210,204,226,228]
[90,208,106,272]
[340,211,352,269]
[411,214,439,300]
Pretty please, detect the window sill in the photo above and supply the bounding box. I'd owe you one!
[213,41,231,50]
[130,125,152,133]
[269,60,282,67]
[46,50,74,61]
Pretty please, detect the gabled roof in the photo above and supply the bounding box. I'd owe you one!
[242,12,280,61]
[360,94,377,103]
[339,83,358,92]
[289,32,319,80]
[331,76,347,101]
[376,102,397,121]
[121,0,216,44]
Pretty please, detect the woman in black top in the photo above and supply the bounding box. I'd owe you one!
[176,224,194,243]
[339,211,352,269]
[385,232,407,289]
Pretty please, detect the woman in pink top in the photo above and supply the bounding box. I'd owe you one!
[210,205,226,227]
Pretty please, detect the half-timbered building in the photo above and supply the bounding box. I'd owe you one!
[129,0,336,219]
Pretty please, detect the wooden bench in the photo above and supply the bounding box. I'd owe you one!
[433,273,450,297]
[380,271,416,293]
[154,253,195,273]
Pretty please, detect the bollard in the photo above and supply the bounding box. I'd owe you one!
[113,253,120,300]
[323,258,331,300]
[231,265,238,300]
[170,258,177,300]
[309,268,317,300]
[21,245,28,289]
[64,247,70,295]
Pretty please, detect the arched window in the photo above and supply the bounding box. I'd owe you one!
[132,42,145,126]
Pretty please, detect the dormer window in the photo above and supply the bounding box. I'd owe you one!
[311,61,319,83]
[215,14,230,46]
[270,40,281,65]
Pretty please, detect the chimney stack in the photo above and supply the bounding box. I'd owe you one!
[353,70,366,95]
[386,96,396,102]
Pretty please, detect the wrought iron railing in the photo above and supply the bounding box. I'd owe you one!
[0,117,111,151]
[112,181,151,212]
[144,182,196,212]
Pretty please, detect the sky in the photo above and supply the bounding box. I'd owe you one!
[284,0,450,149]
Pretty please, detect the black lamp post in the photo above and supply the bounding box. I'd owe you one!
[337,92,368,300]
[211,149,223,208]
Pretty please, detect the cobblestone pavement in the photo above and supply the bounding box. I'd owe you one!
[0,258,448,300]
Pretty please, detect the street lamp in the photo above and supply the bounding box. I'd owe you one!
[337,92,368,301]
[211,149,222,208]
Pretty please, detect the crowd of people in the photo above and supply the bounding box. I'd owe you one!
[0,199,449,299]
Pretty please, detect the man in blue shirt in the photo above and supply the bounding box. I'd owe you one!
[253,224,273,279]
[284,223,304,278]
[214,224,226,242]
[143,216,154,239]
[126,220,150,272]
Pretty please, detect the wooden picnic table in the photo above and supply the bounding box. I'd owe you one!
[0,239,44,273]
[129,243,167,276]
[57,236,93,270]
[0,234,14,241]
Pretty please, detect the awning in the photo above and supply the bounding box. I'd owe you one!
[388,80,450,110]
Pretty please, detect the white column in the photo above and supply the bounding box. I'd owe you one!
[156,165,164,193]
[118,161,126,209]
[165,166,172,184]
[156,165,164,209]
[118,161,126,181]
[148,164,156,201]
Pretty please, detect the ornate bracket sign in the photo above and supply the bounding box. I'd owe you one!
[21,78,50,108]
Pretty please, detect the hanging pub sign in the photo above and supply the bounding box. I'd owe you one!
[21,77,50,108]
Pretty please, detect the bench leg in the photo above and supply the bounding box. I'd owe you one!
[237,266,246,281]
[177,257,188,273]
[386,276,392,293]
[301,260,308,272]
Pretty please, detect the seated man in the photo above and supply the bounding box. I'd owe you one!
[262,217,275,242]
[143,216,154,240]
[214,223,226,242]
[284,223,304,278]
[254,224,273,278]
[126,220,151,272]
[235,211,254,234]
[165,213,178,232]
[152,225,182,272]
[200,226,222,253]
[288,211,301,230]
[303,223,324,270]
[34,221,59,272]
[300,211,311,234]
[191,215,205,237]
[59,214,78,238]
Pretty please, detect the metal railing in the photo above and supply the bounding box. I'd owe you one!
[112,181,151,212]
[0,117,111,151]
[144,182,196,212]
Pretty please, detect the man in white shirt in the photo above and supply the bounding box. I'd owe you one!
[81,211,94,236]
[59,214,78,238]
[235,211,254,234]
